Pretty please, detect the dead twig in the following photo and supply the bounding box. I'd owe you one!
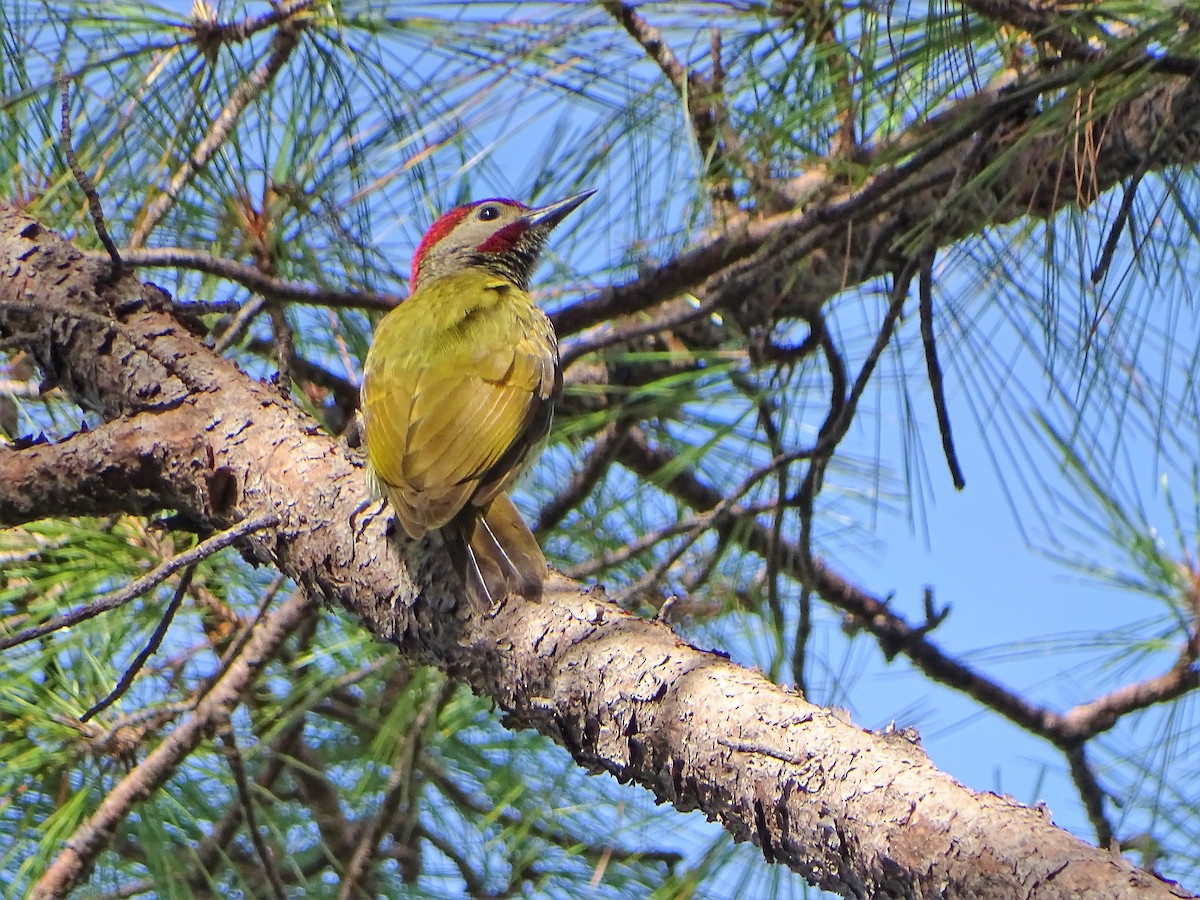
[59,76,122,273]
[219,723,288,900]
[80,563,195,722]
[918,252,966,489]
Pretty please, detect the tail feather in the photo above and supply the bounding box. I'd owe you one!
[444,492,546,605]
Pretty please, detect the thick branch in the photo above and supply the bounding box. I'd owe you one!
[3,208,1193,899]
[554,68,1200,341]
[0,412,212,526]
[615,427,1200,750]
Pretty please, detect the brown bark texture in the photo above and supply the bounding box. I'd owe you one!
[1,205,1194,900]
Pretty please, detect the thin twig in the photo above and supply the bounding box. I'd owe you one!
[608,521,708,608]
[81,564,195,722]
[1066,744,1114,849]
[95,247,398,311]
[220,724,288,900]
[732,372,789,653]
[1054,631,1200,742]
[0,514,280,652]
[769,412,791,668]
[182,717,307,892]
[602,1,784,210]
[901,115,1000,493]
[197,578,288,700]
[792,588,811,693]
[267,302,295,394]
[214,296,266,354]
[558,293,723,371]
[534,421,630,535]
[59,76,122,272]
[794,263,916,574]
[633,499,775,593]
[587,425,822,593]
[412,823,489,897]
[918,252,966,489]
[1090,171,1144,285]
[564,506,717,580]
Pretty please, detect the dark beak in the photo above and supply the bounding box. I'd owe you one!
[523,189,596,232]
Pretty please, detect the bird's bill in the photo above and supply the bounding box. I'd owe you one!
[523,189,596,231]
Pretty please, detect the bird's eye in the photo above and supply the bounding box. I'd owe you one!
[477,205,500,221]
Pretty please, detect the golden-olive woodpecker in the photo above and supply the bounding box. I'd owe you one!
[361,189,594,604]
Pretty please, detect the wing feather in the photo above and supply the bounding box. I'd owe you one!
[361,274,557,536]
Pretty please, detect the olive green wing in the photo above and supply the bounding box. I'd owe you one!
[363,297,557,537]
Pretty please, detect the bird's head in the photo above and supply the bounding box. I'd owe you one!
[410,189,595,291]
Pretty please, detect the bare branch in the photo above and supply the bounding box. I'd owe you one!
[602,2,688,96]
[103,247,397,311]
[918,253,966,489]
[602,3,785,210]
[80,563,195,722]
[1068,744,1116,850]
[1055,636,1200,743]
[59,76,122,273]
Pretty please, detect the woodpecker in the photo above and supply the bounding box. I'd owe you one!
[361,189,594,604]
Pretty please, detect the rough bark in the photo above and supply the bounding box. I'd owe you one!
[2,208,1195,898]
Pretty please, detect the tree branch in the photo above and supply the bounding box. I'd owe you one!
[554,67,1200,344]
[615,426,1200,751]
[0,412,221,527]
[105,247,397,311]
[3,209,1193,898]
